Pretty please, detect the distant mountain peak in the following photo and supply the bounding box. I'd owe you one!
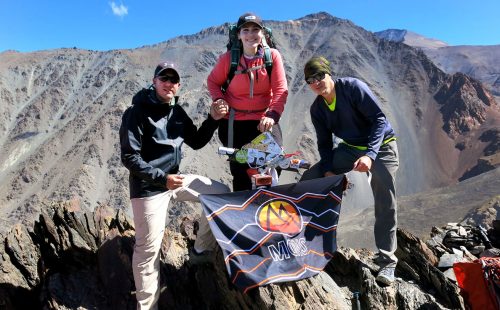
[375,29,448,49]
[300,11,334,20]
[374,29,408,42]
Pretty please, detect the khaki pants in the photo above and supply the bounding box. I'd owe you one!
[131,175,229,310]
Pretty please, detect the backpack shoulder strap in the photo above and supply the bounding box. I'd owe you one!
[221,24,241,94]
[222,48,240,94]
[263,45,273,79]
[261,27,274,80]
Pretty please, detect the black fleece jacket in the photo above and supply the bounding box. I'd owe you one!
[119,88,219,198]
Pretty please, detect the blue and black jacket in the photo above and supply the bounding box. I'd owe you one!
[119,88,219,198]
[310,77,396,174]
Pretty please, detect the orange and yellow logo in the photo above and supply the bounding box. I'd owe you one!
[256,199,303,235]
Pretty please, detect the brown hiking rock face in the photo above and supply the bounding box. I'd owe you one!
[435,72,497,138]
[0,204,464,309]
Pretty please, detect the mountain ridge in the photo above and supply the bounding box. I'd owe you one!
[0,12,499,241]
[374,28,500,96]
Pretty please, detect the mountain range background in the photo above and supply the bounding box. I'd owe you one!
[0,12,499,249]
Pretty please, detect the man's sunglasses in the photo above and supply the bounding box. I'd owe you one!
[305,72,326,85]
[157,75,179,84]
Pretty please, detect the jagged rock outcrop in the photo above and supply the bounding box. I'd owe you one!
[0,203,464,309]
[435,72,497,138]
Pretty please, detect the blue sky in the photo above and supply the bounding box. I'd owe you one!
[1,0,499,52]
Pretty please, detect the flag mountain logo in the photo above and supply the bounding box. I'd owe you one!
[256,199,303,236]
[199,175,346,292]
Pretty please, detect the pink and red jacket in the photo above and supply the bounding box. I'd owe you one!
[207,49,288,122]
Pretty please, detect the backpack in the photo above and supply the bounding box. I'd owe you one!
[221,24,276,94]
[454,257,500,309]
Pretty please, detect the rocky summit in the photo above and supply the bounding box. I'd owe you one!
[0,203,465,309]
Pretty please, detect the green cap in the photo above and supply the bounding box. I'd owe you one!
[304,56,331,80]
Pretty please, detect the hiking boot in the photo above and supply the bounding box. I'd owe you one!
[376,265,395,286]
[188,248,214,266]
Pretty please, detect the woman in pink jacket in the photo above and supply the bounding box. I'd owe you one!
[208,12,288,191]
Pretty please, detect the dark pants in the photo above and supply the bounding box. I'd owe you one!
[218,119,282,191]
[301,141,399,265]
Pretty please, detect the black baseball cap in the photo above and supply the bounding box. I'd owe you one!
[236,13,263,29]
[154,62,180,80]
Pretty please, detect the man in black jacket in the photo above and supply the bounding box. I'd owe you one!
[120,62,229,310]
